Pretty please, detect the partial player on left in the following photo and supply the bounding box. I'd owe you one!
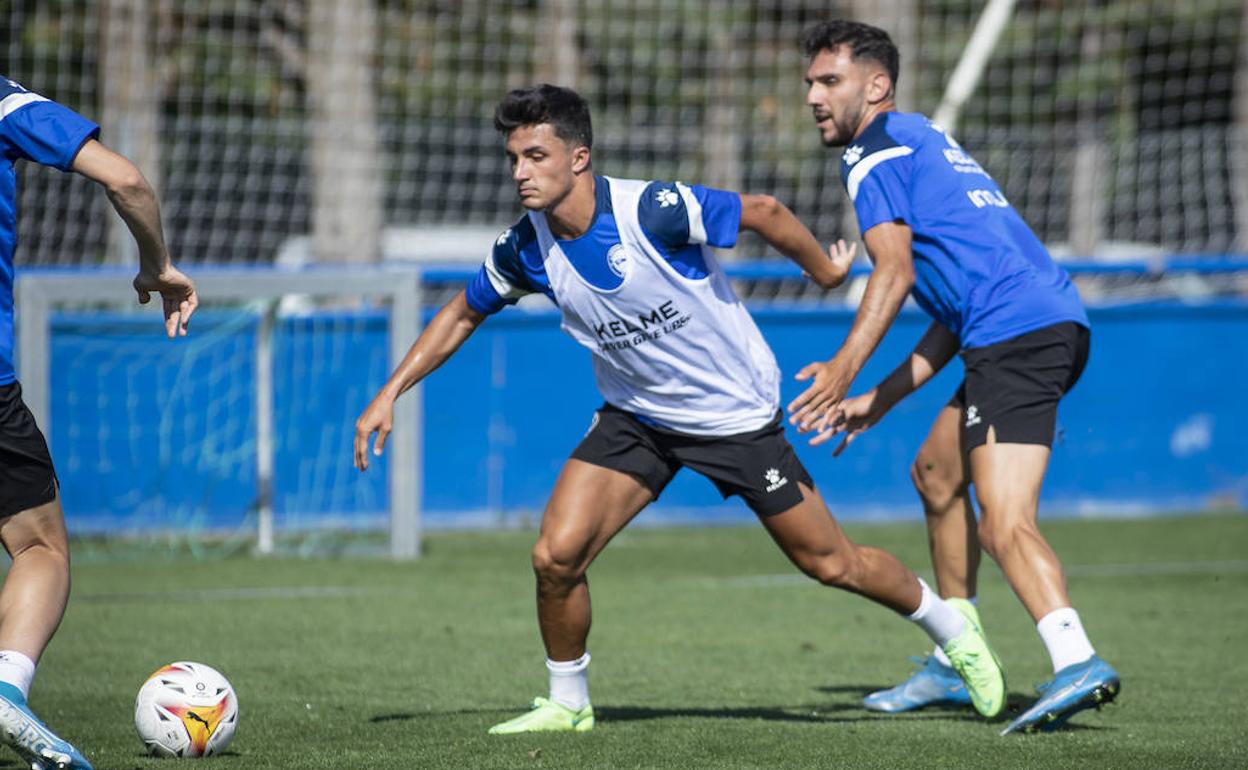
[0,76,197,770]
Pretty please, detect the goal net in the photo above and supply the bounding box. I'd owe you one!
[16,267,423,559]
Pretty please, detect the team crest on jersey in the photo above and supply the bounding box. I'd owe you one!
[843,145,864,165]
[607,244,629,278]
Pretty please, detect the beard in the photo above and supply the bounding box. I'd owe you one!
[819,100,865,147]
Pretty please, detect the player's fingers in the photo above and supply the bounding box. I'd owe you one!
[787,391,818,423]
[180,291,197,334]
[794,362,821,382]
[136,288,151,305]
[354,423,372,471]
[809,426,837,447]
[827,405,851,433]
[847,241,858,260]
[832,434,853,457]
[163,300,178,339]
[797,400,830,431]
[373,424,391,456]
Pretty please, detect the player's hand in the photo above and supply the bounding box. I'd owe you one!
[787,356,855,437]
[822,389,890,454]
[134,265,197,337]
[803,239,857,290]
[354,393,396,472]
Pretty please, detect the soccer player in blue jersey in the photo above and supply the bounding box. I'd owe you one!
[355,84,1006,734]
[0,77,196,768]
[787,21,1120,733]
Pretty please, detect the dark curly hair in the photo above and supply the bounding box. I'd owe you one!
[800,20,899,90]
[493,84,593,149]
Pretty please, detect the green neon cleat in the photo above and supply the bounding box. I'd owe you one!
[941,598,1006,719]
[488,697,595,735]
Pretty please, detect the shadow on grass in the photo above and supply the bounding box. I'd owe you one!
[369,703,978,727]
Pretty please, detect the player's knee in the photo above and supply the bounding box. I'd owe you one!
[7,533,70,570]
[801,551,859,590]
[977,514,1025,558]
[910,453,964,512]
[531,538,585,586]
[3,519,70,565]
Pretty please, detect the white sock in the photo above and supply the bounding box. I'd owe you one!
[547,652,590,711]
[931,597,974,666]
[1036,607,1095,672]
[907,579,966,648]
[0,651,36,699]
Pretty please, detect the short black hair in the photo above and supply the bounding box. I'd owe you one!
[800,20,899,90]
[493,84,593,149]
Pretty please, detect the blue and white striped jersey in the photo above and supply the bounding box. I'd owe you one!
[842,111,1087,349]
[465,175,780,436]
[0,77,99,386]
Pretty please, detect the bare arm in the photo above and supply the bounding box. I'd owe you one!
[816,321,960,452]
[788,220,915,431]
[354,290,486,470]
[72,139,168,272]
[71,139,197,336]
[738,194,852,289]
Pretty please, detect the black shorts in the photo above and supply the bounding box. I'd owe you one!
[954,321,1090,449]
[0,382,58,518]
[571,404,814,517]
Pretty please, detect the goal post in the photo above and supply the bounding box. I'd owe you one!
[15,265,423,560]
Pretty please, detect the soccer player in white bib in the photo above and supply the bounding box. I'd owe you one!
[0,77,197,769]
[354,84,1004,734]
[788,21,1120,733]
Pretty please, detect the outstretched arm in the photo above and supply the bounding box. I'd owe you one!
[787,220,915,434]
[816,321,960,452]
[71,139,197,337]
[738,194,853,290]
[354,290,486,470]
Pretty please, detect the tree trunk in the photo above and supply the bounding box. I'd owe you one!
[307,0,381,263]
[1232,2,1248,251]
[98,0,161,265]
[536,0,580,87]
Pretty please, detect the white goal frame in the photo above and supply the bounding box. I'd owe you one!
[15,265,423,560]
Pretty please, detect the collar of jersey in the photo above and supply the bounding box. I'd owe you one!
[548,175,612,244]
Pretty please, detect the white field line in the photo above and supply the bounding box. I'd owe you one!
[77,585,390,603]
[705,559,1248,589]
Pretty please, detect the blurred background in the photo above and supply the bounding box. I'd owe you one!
[2,1,1244,555]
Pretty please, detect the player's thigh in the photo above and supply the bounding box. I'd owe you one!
[537,459,655,574]
[0,381,66,557]
[0,493,69,559]
[758,482,857,575]
[911,394,970,501]
[968,435,1050,530]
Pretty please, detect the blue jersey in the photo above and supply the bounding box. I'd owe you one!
[1,77,100,385]
[463,175,782,436]
[842,111,1087,349]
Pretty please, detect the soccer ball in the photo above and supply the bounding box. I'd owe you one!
[134,661,239,758]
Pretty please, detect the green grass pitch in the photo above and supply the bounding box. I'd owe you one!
[19,514,1248,769]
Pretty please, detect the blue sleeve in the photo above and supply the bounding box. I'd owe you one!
[639,181,741,250]
[851,156,913,234]
[0,80,99,170]
[464,265,508,315]
[463,225,538,316]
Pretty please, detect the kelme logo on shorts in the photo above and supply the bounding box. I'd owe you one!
[764,467,788,493]
[965,405,982,428]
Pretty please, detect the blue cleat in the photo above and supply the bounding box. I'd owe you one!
[1001,655,1121,735]
[864,655,973,713]
[0,683,93,769]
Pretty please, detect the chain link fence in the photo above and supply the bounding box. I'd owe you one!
[3,0,1244,268]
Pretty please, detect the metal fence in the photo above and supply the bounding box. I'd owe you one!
[3,0,1245,268]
